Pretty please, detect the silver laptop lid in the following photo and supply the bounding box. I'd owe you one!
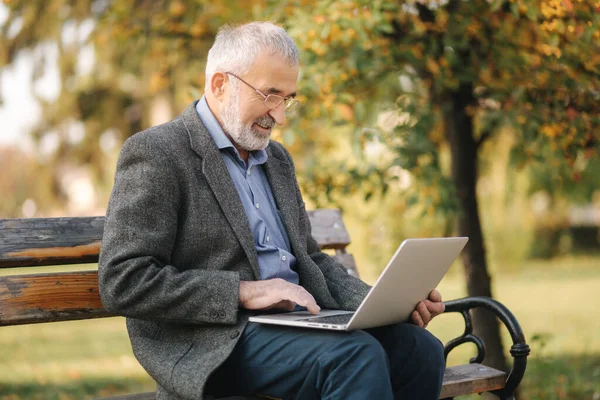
[347,237,468,330]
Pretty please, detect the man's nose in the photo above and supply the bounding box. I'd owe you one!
[268,102,286,125]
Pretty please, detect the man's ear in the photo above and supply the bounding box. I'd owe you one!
[211,72,227,102]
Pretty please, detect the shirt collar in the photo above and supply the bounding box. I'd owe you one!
[195,96,268,166]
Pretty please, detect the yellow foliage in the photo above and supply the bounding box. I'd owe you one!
[529,54,543,68]
[149,73,167,94]
[540,123,562,138]
[539,44,561,58]
[322,78,332,94]
[555,48,562,58]
[427,204,435,216]
[418,153,433,167]
[313,15,326,24]
[541,0,567,19]
[519,4,528,14]
[466,21,481,37]
[480,68,493,84]
[330,24,341,39]
[541,20,559,32]
[312,44,326,56]
[189,23,207,38]
[169,1,186,17]
[336,103,354,121]
[426,58,440,75]
[537,71,550,85]
[411,46,423,60]
[436,11,449,30]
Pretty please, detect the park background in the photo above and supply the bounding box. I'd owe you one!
[0,0,599,399]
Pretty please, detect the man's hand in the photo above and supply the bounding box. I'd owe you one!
[411,289,445,328]
[239,279,321,315]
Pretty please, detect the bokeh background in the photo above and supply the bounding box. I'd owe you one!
[1,1,599,399]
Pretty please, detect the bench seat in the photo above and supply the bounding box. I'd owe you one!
[100,363,506,399]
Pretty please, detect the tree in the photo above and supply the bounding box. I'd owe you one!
[267,0,600,371]
[0,0,261,196]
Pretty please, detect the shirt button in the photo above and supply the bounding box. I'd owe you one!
[282,255,287,261]
[255,203,260,209]
[247,169,251,175]
[266,235,270,242]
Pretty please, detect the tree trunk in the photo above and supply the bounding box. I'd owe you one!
[443,82,507,373]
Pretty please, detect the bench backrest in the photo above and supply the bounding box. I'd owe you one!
[0,209,358,326]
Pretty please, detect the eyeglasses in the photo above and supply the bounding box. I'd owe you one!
[226,72,300,112]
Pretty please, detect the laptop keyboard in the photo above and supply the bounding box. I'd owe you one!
[302,313,354,325]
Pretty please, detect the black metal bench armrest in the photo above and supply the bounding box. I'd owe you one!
[442,296,531,398]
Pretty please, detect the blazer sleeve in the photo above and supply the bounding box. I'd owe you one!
[98,132,240,325]
[280,146,372,310]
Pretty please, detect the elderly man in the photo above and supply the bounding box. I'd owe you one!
[99,22,446,400]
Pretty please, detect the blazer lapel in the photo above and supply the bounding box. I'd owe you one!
[264,147,342,309]
[181,102,260,280]
[263,150,301,254]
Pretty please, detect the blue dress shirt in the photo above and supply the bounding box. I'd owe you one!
[196,97,299,285]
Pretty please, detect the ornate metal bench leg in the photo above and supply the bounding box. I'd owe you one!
[443,296,531,399]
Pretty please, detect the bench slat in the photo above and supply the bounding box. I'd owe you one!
[100,363,506,399]
[0,255,357,326]
[0,210,350,268]
[306,209,351,249]
[0,271,111,325]
[0,217,104,268]
[440,363,506,398]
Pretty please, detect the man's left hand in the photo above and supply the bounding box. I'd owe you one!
[411,289,445,328]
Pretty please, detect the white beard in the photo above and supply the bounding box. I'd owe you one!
[221,86,275,151]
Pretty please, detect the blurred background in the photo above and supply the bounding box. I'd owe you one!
[1,0,599,399]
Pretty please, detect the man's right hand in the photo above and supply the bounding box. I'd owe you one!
[239,279,321,315]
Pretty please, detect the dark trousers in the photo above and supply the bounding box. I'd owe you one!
[205,321,446,400]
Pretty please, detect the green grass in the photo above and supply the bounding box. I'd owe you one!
[1,256,600,399]
[428,255,600,400]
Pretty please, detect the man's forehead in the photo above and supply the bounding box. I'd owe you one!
[245,51,299,96]
[247,74,298,98]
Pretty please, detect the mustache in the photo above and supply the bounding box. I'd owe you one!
[255,115,275,129]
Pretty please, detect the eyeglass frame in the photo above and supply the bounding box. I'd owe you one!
[225,72,300,112]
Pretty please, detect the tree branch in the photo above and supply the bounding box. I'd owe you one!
[477,130,493,149]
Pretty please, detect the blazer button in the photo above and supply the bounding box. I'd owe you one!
[230,331,240,339]
[218,312,226,319]
[210,311,219,320]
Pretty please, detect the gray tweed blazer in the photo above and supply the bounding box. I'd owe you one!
[98,101,371,399]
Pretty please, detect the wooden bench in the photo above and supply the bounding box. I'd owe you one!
[0,209,530,399]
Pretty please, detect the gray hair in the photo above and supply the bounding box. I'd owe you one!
[205,22,299,88]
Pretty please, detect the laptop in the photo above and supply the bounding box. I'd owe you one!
[249,237,468,331]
